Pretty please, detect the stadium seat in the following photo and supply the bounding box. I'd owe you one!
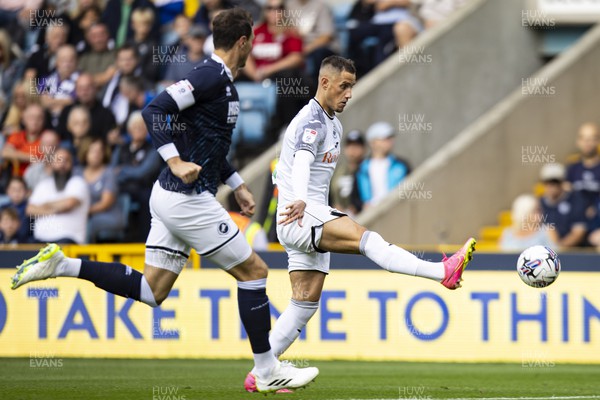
[232,81,277,147]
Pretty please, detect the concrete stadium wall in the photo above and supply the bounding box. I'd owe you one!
[357,23,600,244]
[219,0,544,213]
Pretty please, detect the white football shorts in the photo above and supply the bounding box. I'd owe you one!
[276,203,346,274]
[145,182,252,274]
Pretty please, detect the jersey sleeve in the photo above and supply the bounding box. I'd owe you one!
[141,91,181,161]
[294,119,326,157]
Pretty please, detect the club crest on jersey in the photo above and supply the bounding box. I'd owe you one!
[227,101,239,124]
[302,128,318,144]
[226,86,232,96]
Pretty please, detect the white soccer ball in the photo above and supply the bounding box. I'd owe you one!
[516,245,561,288]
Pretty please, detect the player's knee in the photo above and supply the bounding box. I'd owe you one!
[151,286,169,306]
[249,253,269,279]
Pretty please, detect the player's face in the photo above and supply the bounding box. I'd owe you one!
[327,71,356,113]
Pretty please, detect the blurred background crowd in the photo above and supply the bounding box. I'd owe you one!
[0,0,466,245]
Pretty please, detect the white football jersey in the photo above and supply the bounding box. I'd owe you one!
[275,98,343,206]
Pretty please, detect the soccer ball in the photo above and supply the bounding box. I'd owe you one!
[517,245,561,288]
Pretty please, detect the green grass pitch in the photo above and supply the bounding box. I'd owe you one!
[1,358,599,400]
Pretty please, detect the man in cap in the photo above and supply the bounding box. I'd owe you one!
[539,163,588,247]
[355,121,410,208]
[330,129,365,214]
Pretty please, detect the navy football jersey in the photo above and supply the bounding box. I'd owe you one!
[566,160,600,210]
[141,54,240,195]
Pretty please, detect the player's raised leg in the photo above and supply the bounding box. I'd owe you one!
[318,216,476,289]
[11,244,165,307]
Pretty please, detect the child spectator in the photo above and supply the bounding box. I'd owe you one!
[1,177,30,242]
[0,207,21,244]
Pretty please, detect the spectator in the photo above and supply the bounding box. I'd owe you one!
[1,79,40,137]
[101,44,143,127]
[566,122,600,217]
[102,0,160,48]
[65,105,92,155]
[26,147,90,244]
[24,22,69,80]
[76,137,124,243]
[71,4,103,52]
[417,0,468,29]
[78,23,117,89]
[193,0,233,33]
[162,25,208,84]
[244,0,307,136]
[0,207,21,244]
[286,0,339,82]
[356,121,410,209]
[228,211,269,251]
[1,103,45,177]
[330,129,365,215]
[499,194,556,252]
[24,129,60,190]
[56,73,117,142]
[202,9,226,57]
[118,75,154,143]
[39,44,80,126]
[1,177,30,242]
[127,7,160,82]
[348,0,422,77]
[166,13,192,48]
[539,163,588,248]
[0,29,26,118]
[111,111,162,240]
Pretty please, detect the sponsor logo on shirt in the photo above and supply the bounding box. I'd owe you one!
[227,101,239,124]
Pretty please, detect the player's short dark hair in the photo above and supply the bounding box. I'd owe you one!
[212,8,253,51]
[320,56,356,75]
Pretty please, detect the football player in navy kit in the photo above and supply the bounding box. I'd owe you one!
[11,8,318,393]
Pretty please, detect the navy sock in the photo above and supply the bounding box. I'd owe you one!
[78,260,142,301]
[238,287,272,354]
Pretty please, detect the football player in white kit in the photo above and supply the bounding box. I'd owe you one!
[244,55,476,391]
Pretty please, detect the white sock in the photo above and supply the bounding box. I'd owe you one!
[253,349,277,378]
[140,276,157,307]
[54,257,81,277]
[360,231,445,281]
[270,299,319,358]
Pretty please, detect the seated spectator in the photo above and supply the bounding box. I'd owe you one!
[165,13,192,47]
[539,163,588,248]
[78,23,117,89]
[127,7,159,82]
[348,0,422,77]
[330,129,366,215]
[286,0,339,82]
[162,25,208,85]
[499,194,556,251]
[26,147,90,244]
[71,4,103,53]
[2,79,40,137]
[566,122,600,218]
[65,105,92,156]
[193,0,233,33]
[24,22,69,80]
[24,130,61,190]
[111,111,162,240]
[356,121,410,209]
[417,0,468,29]
[0,207,21,245]
[0,29,26,119]
[76,137,124,243]
[1,177,31,242]
[243,0,308,137]
[1,103,45,177]
[56,73,117,142]
[102,0,160,48]
[39,44,80,126]
[101,44,144,127]
[202,9,225,57]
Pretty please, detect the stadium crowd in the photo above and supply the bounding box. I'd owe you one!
[0,0,467,244]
